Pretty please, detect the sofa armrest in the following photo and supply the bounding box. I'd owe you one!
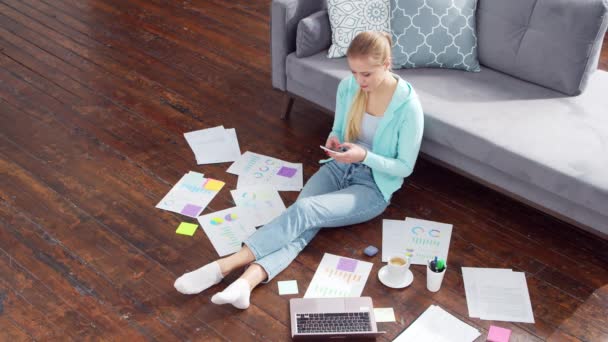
[271,0,325,91]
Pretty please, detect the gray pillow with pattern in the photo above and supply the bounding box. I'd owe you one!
[327,0,391,58]
[391,0,481,72]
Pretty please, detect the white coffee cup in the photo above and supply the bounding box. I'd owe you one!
[386,255,411,282]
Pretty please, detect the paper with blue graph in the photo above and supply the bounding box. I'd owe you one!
[230,185,286,227]
[227,151,303,191]
[198,207,257,257]
[155,171,224,218]
[304,253,373,298]
[382,217,453,265]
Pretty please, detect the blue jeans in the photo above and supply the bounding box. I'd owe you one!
[243,160,389,282]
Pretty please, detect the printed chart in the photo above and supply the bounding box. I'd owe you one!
[199,207,257,257]
[382,218,453,265]
[304,253,373,298]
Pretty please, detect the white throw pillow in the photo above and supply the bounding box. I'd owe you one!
[327,0,391,58]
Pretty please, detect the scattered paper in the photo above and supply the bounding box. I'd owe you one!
[156,171,224,217]
[184,126,241,164]
[278,280,299,295]
[382,217,453,265]
[175,222,198,236]
[230,185,287,227]
[304,253,373,298]
[227,151,303,191]
[393,305,480,342]
[373,308,396,322]
[198,207,257,256]
[462,267,535,323]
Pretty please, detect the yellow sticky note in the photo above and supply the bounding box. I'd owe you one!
[176,222,198,236]
[203,179,225,191]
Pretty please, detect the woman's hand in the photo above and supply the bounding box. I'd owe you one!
[328,142,367,164]
[325,136,341,151]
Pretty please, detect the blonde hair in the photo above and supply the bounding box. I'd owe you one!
[344,31,392,143]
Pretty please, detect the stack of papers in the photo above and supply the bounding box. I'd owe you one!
[462,267,535,323]
[198,206,257,256]
[382,217,453,265]
[227,151,303,191]
[304,253,373,298]
[230,185,286,227]
[184,126,241,164]
[394,305,480,342]
[156,171,224,217]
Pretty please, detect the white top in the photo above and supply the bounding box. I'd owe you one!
[355,112,382,150]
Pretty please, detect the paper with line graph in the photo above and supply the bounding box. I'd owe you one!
[198,207,257,257]
[382,218,453,265]
[304,253,373,298]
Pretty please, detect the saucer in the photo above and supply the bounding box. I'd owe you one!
[378,265,413,289]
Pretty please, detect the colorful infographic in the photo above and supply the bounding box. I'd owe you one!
[198,207,257,257]
[226,151,303,191]
[155,171,225,218]
[230,185,287,227]
[304,254,372,298]
[382,218,453,265]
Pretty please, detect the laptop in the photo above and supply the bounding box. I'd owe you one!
[289,297,385,339]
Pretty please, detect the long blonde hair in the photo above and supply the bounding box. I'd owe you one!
[345,31,392,142]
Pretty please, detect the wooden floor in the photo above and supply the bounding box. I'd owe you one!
[0,1,607,341]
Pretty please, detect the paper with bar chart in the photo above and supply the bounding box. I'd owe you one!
[198,207,257,257]
[304,253,373,298]
[156,171,224,218]
[382,217,453,265]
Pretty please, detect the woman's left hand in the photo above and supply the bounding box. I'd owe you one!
[328,142,367,164]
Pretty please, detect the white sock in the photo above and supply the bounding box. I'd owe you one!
[174,261,223,295]
[211,278,251,309]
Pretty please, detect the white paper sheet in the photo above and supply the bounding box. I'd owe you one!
[198,207,257,257]
[393,305,480,342]
[184,126,241,164]
[230,185,286,227]
[461,267,535,323]
[228,151,303,191]
[304,253,373,298]
[155,171,223,217]
[382,217,453,264]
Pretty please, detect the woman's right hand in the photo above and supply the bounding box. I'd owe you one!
[325,135,340,151]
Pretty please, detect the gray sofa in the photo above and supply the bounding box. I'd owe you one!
[271,0,608,237]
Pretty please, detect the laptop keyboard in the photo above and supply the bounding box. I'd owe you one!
[296,312,372,334]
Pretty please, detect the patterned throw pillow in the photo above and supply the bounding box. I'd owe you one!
[327,0,391,58]
[390,0,480,71]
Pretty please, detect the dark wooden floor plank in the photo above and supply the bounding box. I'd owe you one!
[0,0,606,339]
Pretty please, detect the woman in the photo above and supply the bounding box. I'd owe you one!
[174,31,424,309]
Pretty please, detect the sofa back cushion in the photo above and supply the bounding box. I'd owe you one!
[390,0,481,72]
[296,10,332,58]
[477,0,608,95]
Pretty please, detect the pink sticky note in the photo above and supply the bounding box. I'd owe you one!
[337,257,357,272]
[488,325,511,342]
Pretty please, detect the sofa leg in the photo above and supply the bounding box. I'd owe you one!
[282,96,294,120]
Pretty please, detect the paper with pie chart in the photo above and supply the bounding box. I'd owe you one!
[227,151,303,191]
[230,185,286,227]
[382,217,453,265]
[156,171,224,218]
[198,207,257,257]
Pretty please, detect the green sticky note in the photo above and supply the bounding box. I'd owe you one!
[176,222,198,236]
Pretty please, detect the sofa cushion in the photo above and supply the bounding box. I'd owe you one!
[390,0,481,72]
[477,0,608,96]
[285,50,608,222]
[327,0,391,58]
[296,10,332,58]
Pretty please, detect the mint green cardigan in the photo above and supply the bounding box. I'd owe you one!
[329,74,424,201]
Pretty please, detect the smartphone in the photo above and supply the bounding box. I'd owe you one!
[320,145,339,153]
